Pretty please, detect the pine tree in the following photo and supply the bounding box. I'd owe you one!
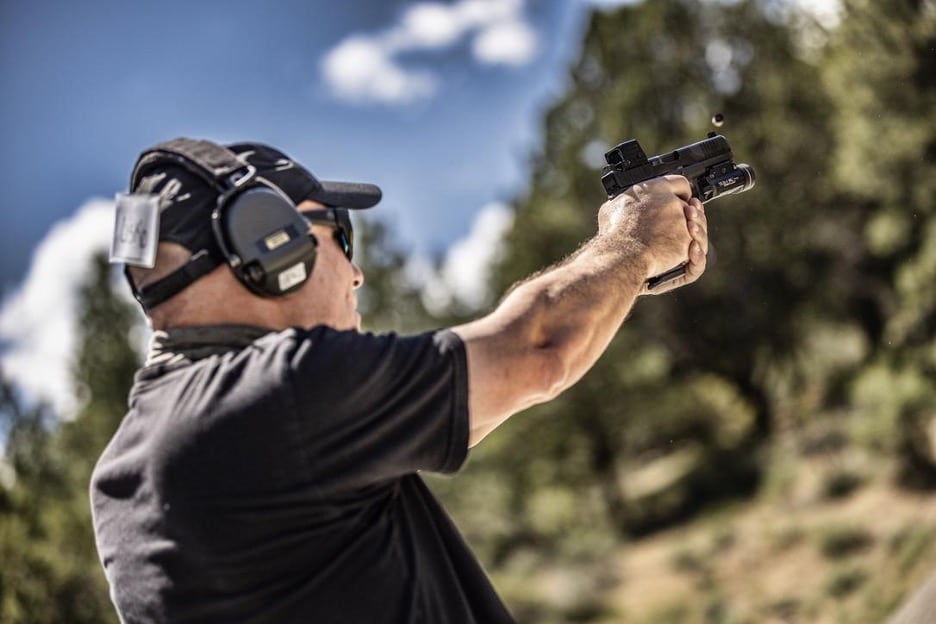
[0,252,140,623]
[0,375,72,624]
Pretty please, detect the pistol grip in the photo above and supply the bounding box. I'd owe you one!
[646,263,687,291]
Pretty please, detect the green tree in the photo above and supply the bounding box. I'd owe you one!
[355,217,439,334]
[824,0,936,487]
[479,0,846,547]
[0,252,139,624]
[0,376,73,624]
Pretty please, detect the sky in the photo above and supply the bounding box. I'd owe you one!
[0,0,584,287]
[0,0,626,416]
[0,0,839,418]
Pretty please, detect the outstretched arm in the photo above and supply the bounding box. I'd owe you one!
[452,175,708,447]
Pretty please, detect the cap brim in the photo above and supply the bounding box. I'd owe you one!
[312,181,382,209]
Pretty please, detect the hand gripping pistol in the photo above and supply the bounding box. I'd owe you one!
[600,133,755,290]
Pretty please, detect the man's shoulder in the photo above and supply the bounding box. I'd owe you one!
[281,326,463,370]
[128,326,464,412]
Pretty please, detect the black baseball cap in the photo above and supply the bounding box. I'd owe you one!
[130,140,381,256]
[124,139,381,309]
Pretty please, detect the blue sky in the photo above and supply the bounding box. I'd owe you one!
[0,0,602,292]
[0,0,633,414]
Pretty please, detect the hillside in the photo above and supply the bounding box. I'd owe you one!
[481,448,936,623]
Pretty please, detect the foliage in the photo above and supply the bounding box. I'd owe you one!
[355,217,438,333]
[0,253,138,623]
[824,0,936,489]
[816,523,874,560]
[825,565,869,598]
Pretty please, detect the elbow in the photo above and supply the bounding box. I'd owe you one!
[531,345,572,404]
[516,310,577,406]
[522,297,576,403]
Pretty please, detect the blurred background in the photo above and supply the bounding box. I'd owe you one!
[2,0,935,622]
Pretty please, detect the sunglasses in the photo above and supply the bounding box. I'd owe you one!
[302,208,354,261]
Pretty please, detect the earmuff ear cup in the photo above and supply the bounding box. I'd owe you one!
[214,186,317,297]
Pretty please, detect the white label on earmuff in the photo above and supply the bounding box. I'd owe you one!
[264,229,291,251]
[110,193,160,268]
[278,262,307,292]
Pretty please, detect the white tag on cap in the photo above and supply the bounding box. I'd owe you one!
[110,193,161,268]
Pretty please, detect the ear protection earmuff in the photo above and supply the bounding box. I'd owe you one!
[127,138,318,309]
[210,173,317,297]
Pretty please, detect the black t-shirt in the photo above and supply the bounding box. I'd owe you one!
[90,326,514,624]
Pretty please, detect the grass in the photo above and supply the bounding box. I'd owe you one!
[816,524,874,560]
[597,454,936,624]
[821,468,866,500]
[889,525,935,575]
[825,565,868,598]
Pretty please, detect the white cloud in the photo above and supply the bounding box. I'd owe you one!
[581,0,643,9]
[462,0,524,24]
[321,36,437,104]
[415,201,514,313]
[472,20,537,66]
[0,198,127,419]
[395,3,467,49]
[320,0,538,106]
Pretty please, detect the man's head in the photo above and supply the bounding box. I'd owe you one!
[118,138,381,332]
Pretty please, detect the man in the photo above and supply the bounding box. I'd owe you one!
[91,137,708,623]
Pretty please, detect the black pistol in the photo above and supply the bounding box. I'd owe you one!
[601,133,755,290]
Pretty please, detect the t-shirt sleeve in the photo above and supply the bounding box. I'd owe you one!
[286,327,469,491]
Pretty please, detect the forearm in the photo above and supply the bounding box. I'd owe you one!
[455,236,651,446]
[454,176,705,447]
[496,236,649,389]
